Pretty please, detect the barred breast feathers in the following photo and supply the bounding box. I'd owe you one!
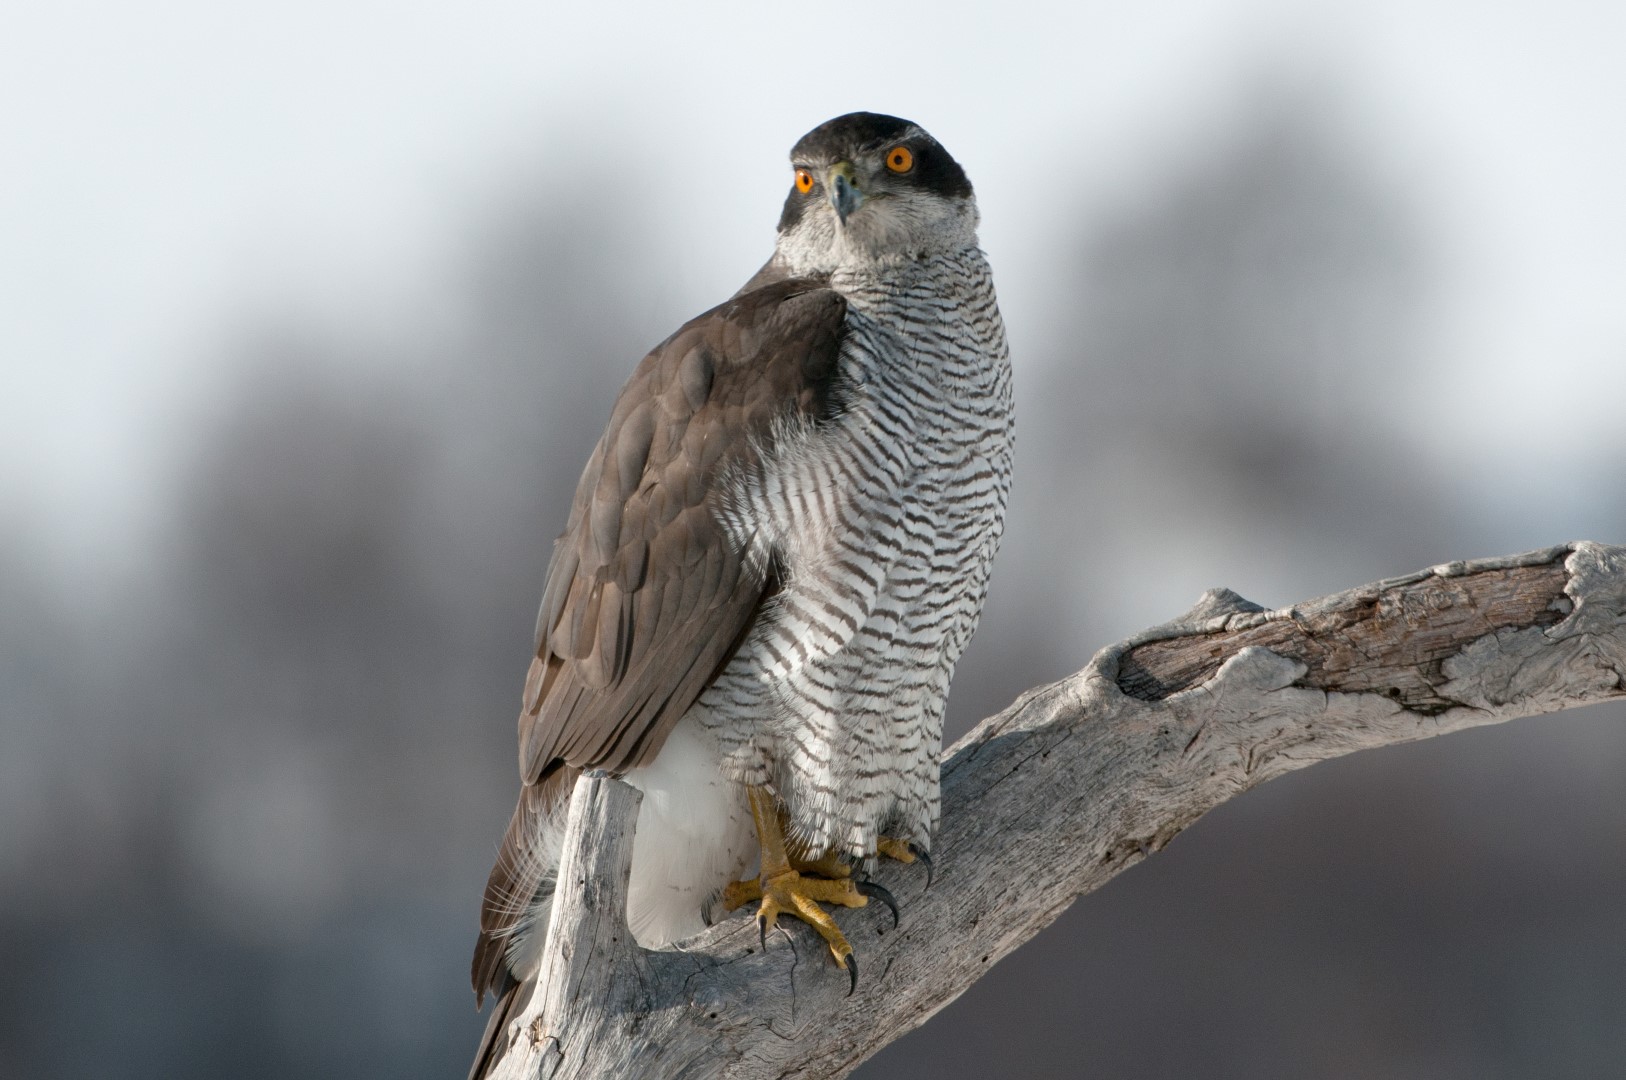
[702,243,1012,859]
[715,244,1012,657]
[712,346,916,684]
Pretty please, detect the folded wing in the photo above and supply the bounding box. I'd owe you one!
[473,280,848,1000]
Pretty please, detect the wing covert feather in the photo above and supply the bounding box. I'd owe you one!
[517,280,846,782]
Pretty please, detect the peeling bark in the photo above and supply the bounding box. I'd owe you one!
[479,542,1626,1080]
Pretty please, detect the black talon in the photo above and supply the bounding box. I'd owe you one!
[757,913,768,953]
[909,843,934,889]
[857,880,899,928]
[843,951,858,996]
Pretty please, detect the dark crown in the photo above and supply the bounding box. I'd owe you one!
[788,112,973,202]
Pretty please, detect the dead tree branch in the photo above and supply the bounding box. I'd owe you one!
[482,541,1626,1080]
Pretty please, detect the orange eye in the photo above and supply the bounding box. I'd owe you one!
[885,145,914,173]
[794,168,814,194]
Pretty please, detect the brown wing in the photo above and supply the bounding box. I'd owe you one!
[472,280,847,1000]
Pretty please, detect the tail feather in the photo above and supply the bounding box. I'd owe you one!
[473,767,577,1002]
[470,768,574,1078]
[468,975,535,1080]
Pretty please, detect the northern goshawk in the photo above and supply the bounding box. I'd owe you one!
[470,112,1013,1076]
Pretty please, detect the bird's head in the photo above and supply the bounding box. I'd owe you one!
[772,112,978,276]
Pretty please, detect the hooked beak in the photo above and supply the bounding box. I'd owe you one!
[826,161,863,224]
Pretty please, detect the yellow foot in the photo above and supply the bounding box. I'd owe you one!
[876,837,915,863]
[790,851,852,879]
[727,787,914,994]
[788,836,927,881]
[878,836,933,886]
[723,870,876,991]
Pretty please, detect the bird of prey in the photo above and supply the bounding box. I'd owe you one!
[469,111,1013,1076]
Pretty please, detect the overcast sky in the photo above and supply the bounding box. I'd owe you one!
[5,0,1624,577]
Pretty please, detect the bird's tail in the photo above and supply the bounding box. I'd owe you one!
[467,974,536,1080]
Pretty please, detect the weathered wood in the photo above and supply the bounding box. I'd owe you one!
[484,541,1626,1080]
[1117,548,1573,709]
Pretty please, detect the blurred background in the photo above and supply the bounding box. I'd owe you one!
[4,2,1625,1077]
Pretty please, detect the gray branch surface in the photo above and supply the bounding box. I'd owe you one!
[483,541,1626,1080]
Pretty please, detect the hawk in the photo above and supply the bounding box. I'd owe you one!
[470,112,1013,1076]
